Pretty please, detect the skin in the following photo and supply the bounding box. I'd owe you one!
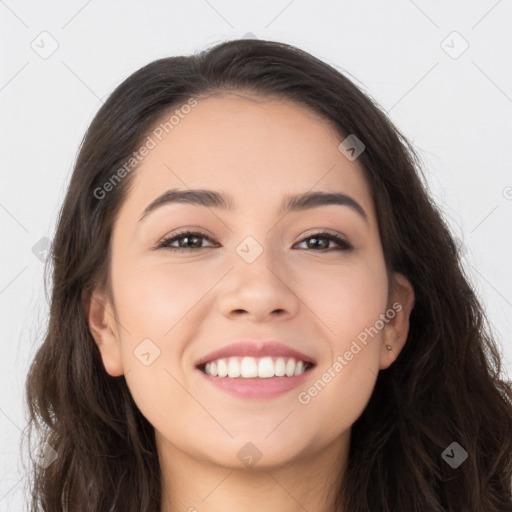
[87,92,415,512]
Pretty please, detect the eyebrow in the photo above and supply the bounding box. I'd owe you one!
[138,188,368,223]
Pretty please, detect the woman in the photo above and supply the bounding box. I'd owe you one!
[24,38,512,511]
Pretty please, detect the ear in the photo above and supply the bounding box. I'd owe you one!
[85,287,124,377]
[379,272,415,370]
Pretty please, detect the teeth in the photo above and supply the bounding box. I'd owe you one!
[285,358,295,377]
[258,357,274,378]
[228,358,241,378]
[241,357,258,378]
[202,356,311,378]
[217,359,228,377]
[274,357,286,377]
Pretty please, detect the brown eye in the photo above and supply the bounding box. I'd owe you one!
[156,230,353,253]
[295,231,353,252]
[157,231,217,251]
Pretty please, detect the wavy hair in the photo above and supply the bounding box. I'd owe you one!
[23,38,512,511]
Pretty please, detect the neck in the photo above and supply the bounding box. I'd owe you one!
[158,432,349,512]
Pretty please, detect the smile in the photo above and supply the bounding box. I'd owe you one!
[200,356,313,378]
[197,356,315,399]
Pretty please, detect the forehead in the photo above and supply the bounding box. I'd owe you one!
[118,93,374,221]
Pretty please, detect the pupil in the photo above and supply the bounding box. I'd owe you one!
[309,237,328,249]
[182,236,200,248]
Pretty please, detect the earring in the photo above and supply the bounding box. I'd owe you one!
[385,344,392,351]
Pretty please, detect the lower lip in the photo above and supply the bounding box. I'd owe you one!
[197,368,314,398]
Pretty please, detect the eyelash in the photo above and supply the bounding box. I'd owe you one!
[155,229,353,253]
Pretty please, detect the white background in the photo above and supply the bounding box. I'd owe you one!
[1,0,511,509]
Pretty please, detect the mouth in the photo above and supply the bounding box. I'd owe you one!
[198,356,315,378]
[196,356,316,399]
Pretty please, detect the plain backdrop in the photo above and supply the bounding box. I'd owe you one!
[1,0,511,509]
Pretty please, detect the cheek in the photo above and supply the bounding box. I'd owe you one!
[290,253,389,345]
[111,245,388,446]
[111,254,217,340]
[109,256,209,434]
[112,248,388,370]
[109,254,225,409]
[290,256,388,434]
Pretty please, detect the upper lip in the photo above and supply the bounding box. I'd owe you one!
[195,341,317,367]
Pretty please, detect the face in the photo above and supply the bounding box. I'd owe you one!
[88,92,414,471]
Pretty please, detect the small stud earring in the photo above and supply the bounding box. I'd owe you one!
[385,344,392,351]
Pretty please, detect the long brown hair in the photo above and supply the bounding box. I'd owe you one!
[23,38,512,511]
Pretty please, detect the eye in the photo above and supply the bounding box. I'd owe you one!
[156,229,353,252]
[294,231,353,252]
[156,230,217,252]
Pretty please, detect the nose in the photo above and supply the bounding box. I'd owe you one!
[217,246,300,322]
